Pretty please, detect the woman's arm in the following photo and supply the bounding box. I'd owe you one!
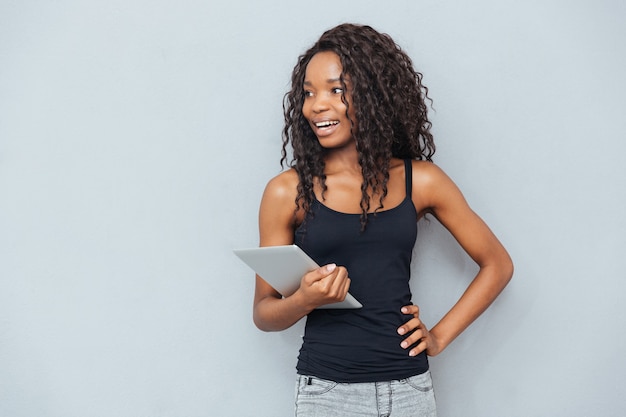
[253,170,351,332]
[398,161,514,356]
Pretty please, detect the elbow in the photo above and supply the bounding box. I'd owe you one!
[252,303,282,332]
[253,314,273,332]
[483,251,514,289]
[501,253,514,285]
[252,307,271,332]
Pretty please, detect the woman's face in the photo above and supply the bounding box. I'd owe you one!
[302,51,356,150]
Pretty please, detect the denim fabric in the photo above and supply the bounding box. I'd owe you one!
[295,371,437,417]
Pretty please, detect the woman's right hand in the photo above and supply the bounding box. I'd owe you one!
[296,263,351,310]
[253,263,350,331]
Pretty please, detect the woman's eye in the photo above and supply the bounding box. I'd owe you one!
[332,87,343,94]
[304,91,313,97]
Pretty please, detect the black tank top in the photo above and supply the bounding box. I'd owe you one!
[294,159,429,383]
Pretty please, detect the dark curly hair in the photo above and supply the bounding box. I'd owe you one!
[281,23,435,229]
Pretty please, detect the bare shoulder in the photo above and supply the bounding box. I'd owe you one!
[262,168,299,203]
[411,160,458,193]
[261,168,300,219]
[259,168,302,243]
[265,168,297,191]
[410,160,466,214]
[411,159,450,179]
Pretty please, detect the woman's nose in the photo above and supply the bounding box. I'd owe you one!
[311,94,330,113]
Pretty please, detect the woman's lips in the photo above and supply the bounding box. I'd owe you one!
[312,120,340,137]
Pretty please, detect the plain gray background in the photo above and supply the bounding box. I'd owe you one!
[1,0,625,416]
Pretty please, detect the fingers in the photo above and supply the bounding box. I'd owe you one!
[401,304,419,316]
[303,263,337,284]
[302,264,340,291]
[323,265,350,301]
[301,264,350,304]
[398,316,425,349]
[400,327,427,356]
[397,304,420,336]
[408,340,428,357]
[397,316,422,336]
[397,304,429,356]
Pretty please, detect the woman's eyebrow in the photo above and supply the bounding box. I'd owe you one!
[303,78,342,86]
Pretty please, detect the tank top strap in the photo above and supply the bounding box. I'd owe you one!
[404,159,413,198]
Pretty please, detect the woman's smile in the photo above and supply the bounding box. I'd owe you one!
[311,119,341,137]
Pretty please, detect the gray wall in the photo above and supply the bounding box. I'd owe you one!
[1,1,624,416]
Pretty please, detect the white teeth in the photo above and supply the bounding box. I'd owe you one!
[315,121,339,128]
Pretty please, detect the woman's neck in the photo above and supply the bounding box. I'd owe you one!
[323,142,361,176]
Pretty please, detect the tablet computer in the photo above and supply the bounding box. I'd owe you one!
[233,244,362,309]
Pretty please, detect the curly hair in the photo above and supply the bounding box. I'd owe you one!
[281,23,435,229]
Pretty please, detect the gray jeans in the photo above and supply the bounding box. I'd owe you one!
[295,371,437,417]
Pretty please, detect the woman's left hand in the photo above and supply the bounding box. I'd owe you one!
[397,304,442,357]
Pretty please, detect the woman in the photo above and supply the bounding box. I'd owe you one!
[253,23,513,416]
